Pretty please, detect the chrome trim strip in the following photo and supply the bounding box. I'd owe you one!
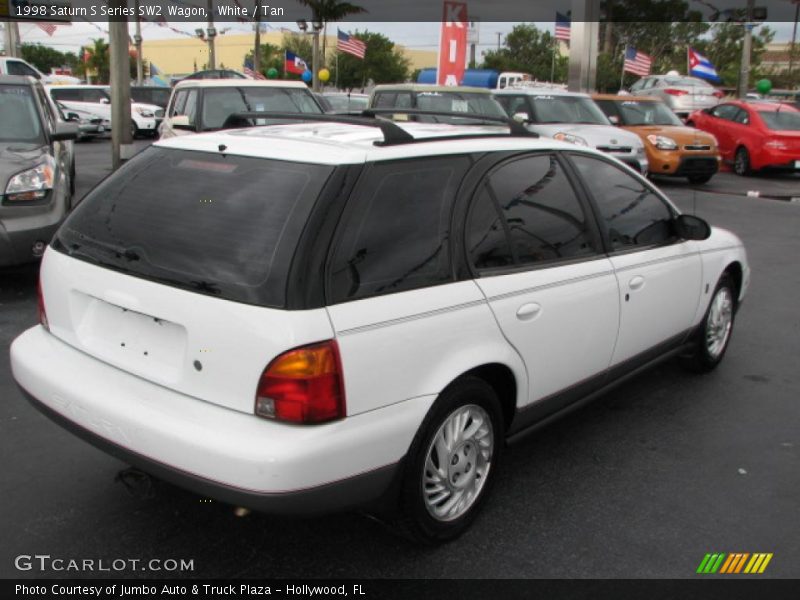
[486,269,615,302]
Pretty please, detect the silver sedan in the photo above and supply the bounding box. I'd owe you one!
[630,75,722,118]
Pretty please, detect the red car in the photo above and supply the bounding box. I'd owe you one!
[687,100,800,176]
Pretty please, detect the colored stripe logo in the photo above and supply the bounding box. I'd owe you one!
[697,553,773,574]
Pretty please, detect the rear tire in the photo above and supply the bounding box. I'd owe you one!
[688,174,713,184]
[734,146,751,176]
[393,376,504,545]
[130,121,138,140]
[681,274,737,373]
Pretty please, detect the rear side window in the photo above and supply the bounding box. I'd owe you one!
[54,148,333,308]
[328,156,471,303]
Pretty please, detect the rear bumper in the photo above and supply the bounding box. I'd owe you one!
[11,326,433,514]
[19,385,398,515]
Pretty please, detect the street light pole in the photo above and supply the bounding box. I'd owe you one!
[737,0,755,99]
[790,0,799,88]
[134,0,144,85]
[109,1,133,170]
[206,0,216,69]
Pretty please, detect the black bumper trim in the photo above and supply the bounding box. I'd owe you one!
[674,156,719,176]
[19,384,399,515]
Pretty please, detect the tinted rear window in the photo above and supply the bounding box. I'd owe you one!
[54,147,333,307]
[201,87,322,130]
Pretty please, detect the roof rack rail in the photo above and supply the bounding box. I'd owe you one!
[220,109,539,147]
[362,108,538,139]
[221,111,415,145]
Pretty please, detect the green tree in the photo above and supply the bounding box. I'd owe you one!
[332,31,409,90]
[21,43,79,74]
[80,38,110,84]
[297,0,367,62]
[480,24,568,83]
[244,43,284,77]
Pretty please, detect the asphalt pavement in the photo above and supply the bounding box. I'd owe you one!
[1,139,798,579]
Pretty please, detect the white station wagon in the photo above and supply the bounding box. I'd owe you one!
[11,114,749,544]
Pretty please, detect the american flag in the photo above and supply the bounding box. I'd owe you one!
[337,30,366,59]
[37,23,57,36]
[623,46,652,76]
[555,12,571,42]
[243,60,266,80]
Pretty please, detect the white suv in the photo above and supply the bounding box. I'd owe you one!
[11,115,749,544]
[46,85,163,138]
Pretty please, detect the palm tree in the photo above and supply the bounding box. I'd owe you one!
[297,0,366,63]
[84,38,110,83]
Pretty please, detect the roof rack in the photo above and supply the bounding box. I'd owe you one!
[221,109,538,147]
[362,108,537,139]
[221,112,415,145]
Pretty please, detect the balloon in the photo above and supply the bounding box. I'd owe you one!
[266,67,278,79]
[755,79,772,95]
[318,68,330,82]
[301,70,312,83]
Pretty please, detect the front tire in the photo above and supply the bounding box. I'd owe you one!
[734,146,751,176]
[681,274,737,373]
[130,121,138,140]
[394,376,504,544]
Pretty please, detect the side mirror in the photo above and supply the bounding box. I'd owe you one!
[674,214,711,241]
[608,114,620,125]
[51,122,79,141]
[66,112,81,122]
[100,97,110,104]
[169,115,193,130]
[512,111,530,123]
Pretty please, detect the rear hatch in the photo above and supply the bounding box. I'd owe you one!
[43,145,336,414]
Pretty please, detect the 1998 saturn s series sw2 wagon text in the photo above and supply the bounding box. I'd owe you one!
[10,113,749,544]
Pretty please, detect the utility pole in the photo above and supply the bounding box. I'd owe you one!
[206,0,216,69]
[496,31,501,51]
[134,0,144,85]
[253,1,261,75]
[737,0,755,99]
[790,0,799,88]
[3,20,21,57]
[109,2,133,170]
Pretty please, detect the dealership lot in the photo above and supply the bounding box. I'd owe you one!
[1,138,799,577]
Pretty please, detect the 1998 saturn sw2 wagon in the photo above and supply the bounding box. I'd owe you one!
[11,114,749,544]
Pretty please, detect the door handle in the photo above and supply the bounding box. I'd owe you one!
[516,302,542,321]
[628,275,645,291]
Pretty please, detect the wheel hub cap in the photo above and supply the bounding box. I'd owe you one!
[422,404,493,522]
[706,287,733,359]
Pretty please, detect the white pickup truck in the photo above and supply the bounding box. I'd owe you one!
[0,57,81,85]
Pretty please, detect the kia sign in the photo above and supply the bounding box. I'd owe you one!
[437,1,468,86]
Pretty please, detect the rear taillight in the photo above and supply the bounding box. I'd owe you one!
[664,89,689,96]
[712,90,725,99]
[37,279,49,331]
[255,340,346,424]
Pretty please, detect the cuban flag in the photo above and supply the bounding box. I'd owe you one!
[688,48,722,83]
[284,51,308,75]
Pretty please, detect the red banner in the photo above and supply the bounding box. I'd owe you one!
[436,1,468,86]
